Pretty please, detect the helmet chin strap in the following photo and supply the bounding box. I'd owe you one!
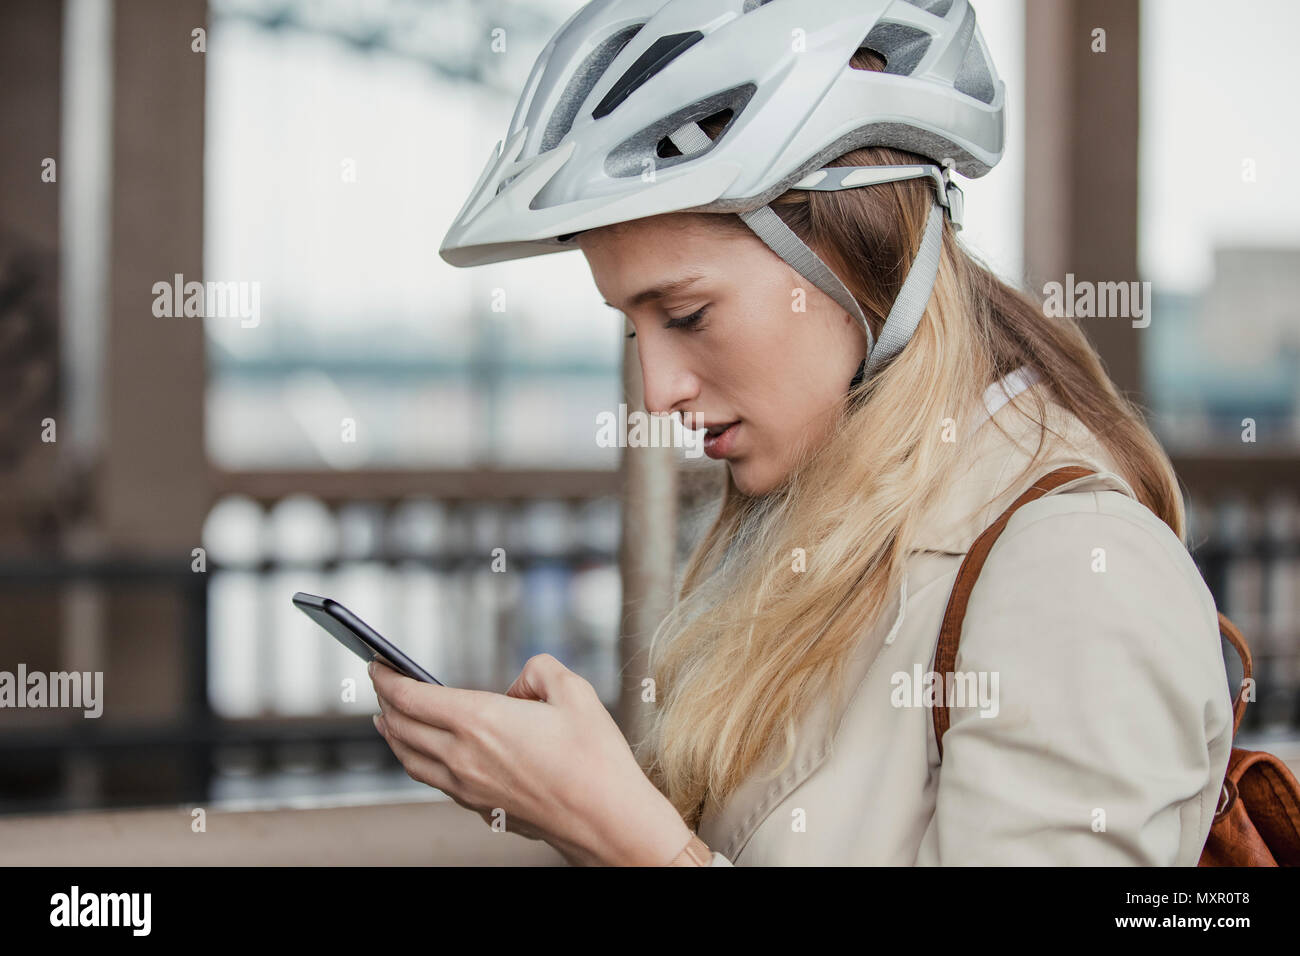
[667,122,952,389]
[849,358,867,391]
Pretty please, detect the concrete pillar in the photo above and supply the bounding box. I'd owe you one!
[616,337,678,740]
[1024,0,1143,399]
[94,0,211,803]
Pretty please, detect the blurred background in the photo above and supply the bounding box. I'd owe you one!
[0,0,1297,861]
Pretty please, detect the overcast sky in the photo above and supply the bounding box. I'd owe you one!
[206,0,1300,360]
[1140,0,1300,292]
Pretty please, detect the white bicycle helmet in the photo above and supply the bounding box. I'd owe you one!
[440,0,1005,380]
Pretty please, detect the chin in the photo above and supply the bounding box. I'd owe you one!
[728,460,778,498]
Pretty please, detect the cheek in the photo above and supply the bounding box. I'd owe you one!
[740,274,853,371]
[740,324,847,431]
[730,357,842,488]
[720,275,857,451]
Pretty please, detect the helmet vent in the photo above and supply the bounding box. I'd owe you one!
[901,0,954,16]
[655,108,732,158]
[603,83,756,179]
[953,34,997,104]
[591,30,704,120]
[858,22,932,76]
[540,23,644,153]
[742,0,776,11]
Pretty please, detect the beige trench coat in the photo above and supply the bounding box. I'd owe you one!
[697,382,1235,865]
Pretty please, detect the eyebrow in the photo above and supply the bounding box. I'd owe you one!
[604,272,707,311]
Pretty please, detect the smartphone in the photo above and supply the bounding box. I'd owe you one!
[291,592,444,685]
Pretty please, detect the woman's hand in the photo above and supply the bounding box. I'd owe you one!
[369,654,692,866]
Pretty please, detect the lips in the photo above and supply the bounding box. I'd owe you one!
[702,420,740,459]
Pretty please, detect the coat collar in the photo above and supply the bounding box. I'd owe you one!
[904,379,1137,555]
[696,380,1140,859]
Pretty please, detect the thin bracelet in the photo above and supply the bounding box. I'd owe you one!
[667,832,712,866]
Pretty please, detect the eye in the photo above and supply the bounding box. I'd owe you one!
[625,307,709,339]
[665,306,708,331]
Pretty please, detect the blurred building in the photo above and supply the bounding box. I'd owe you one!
[1148,247,1300,450]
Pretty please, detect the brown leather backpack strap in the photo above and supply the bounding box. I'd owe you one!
[1217,612,1252,739]
[933,464,1095,761]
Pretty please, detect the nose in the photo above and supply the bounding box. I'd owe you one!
[637,335,700,418]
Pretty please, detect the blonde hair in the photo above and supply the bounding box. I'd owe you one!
[635,54,1183,830]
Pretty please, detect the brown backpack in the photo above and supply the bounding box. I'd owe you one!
[931,464,1300,866]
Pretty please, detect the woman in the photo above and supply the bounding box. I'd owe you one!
[370,0,1234,865]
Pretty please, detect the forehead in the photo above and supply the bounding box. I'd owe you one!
[577,213,752,282]
[578,211,727,248]
[578,216,728,307]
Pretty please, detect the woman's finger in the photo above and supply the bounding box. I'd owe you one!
[380,728,508,826]
[504,653,585,703]
[379,725,460,796]
[374,699,457,765]
[369,660,487,733]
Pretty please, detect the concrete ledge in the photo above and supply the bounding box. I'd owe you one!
[0,800,566,866]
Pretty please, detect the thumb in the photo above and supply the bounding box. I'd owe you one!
[504,653,570,702]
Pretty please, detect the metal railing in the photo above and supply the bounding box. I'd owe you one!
[1186,490,1300,737]
[0,476,622,816]
[5,472,1298,817]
